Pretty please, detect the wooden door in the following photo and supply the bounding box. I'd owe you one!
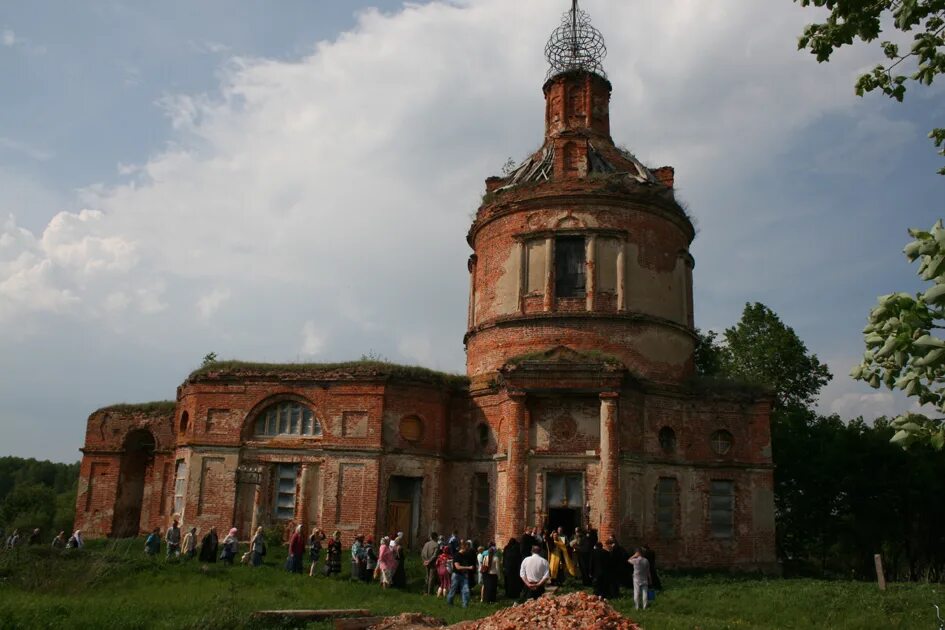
[386,501,411,543]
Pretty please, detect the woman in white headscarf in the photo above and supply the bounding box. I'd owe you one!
[392,533,407,588]
[377,536,396,588]
[66,530,83,549]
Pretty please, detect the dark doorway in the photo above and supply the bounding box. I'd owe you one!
[548,507,581,537]
[386,476,422,548]
[111,429,155,537]
[545,472,584,538]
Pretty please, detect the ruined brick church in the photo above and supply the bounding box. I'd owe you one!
[75,2,777,571]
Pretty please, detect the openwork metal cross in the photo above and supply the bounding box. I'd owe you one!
[544,0,607,80]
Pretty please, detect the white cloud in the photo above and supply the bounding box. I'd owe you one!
[0,136,53,161]
[300,321,325,356]
[2,29,15,47]
[0,0,889,372]
[828,391,896,420]
[196,288,230,320]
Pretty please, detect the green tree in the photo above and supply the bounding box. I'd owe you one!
[694,328,725,377]
[795,0,945,174]
[852,220,945,450]
[201,352,218,366]
[719,302,832,411]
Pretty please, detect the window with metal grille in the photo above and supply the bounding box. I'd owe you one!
[554,236,585,298]
[709,480,734,538]
[173,459,187,516]
[656,477,677,538]
[473,473,490,532]
[274,464,298,521]
[710,429,733,455]
[254,401,320,437]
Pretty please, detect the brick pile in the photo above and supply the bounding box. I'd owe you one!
[368,593,639,630]
[451,593,639,630]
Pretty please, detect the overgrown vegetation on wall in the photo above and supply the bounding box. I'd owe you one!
[0,457,80,539]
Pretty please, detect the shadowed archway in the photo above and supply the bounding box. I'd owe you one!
[111,429,155,537]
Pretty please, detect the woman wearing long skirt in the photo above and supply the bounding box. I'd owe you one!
[199,527,218,562]
[287,525,305,573]
[435,546,452,597]
[377,536,396,589]
[250,527,266,567]
[308,528,324,576]
[481,543,500,603]
[326,530,343,575]
[392,534,407,588]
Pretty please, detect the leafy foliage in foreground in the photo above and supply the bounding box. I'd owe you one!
[853,221,945,450]
[0,541,941,630]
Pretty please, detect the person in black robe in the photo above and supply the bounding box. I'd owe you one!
[609,538,630,598]
[576,528,593,586]
[392,538,407,588]
[520,529,535,559]
[198,527,218,563]
[590,541,612,598]
[502,538,523,600]
[642,544,661,591]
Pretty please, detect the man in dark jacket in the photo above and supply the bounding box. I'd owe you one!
[421,532,440,595]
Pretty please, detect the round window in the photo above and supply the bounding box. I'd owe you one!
[710,429,733,455]
[658,427,676,453]
[400,416,423,443]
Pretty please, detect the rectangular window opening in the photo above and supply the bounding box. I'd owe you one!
[173,459,187,517]
[473,473,490,532]
[656,477,677,539]
[709,480,734,538]
[554,236,586,298]
[274,463,298,521]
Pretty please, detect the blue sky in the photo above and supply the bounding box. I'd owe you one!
[1,1,942,462]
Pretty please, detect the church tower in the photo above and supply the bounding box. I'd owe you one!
[465,2,776,572]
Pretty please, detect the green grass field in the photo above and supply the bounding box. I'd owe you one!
[0,540,941,629]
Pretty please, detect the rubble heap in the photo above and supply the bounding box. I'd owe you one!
[451,592,640,630]
[367,593,639,630]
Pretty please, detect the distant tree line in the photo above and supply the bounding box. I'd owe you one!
[699,303,945,581]
[0,457,79,541]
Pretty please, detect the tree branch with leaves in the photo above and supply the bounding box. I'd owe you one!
[797,0,945,174]
[852,220,945,449]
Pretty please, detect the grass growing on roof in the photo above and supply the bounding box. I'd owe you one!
[93,401,177,415]
[188,360,469,389]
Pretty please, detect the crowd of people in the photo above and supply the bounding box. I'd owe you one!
[3,527,84,550]
[3,521,659,611]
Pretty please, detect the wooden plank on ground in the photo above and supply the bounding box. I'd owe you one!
[252,609,371,622]
[334,617,385,630]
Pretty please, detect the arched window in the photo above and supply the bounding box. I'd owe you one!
[179,412,189,436]
[710,429,733,455]
[254,401,320,437]
[658,427,676,453]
